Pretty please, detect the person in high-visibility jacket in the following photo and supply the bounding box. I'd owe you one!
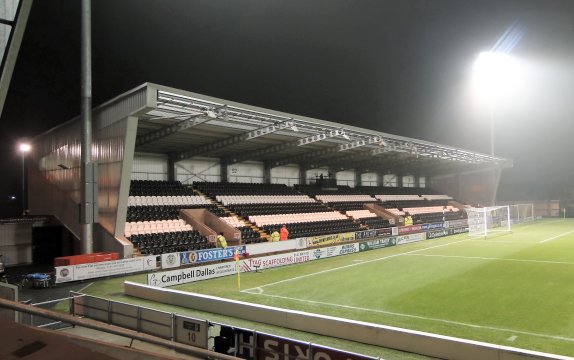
[280,225,289,241]
[216,232,227,248]
[404,213,413,226]
[270,229,280,242]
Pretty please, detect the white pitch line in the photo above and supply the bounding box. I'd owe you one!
[540,219,566,225]
[242,239,468,293]
[242,292,574,343]
[467,240,537,245]
[539,229,574,244]
[403,253,574,266]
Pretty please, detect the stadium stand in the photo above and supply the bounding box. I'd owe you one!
[124,180,464,248]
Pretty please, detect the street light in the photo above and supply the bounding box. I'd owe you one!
[473,51,516,156]
[19,143,31,215]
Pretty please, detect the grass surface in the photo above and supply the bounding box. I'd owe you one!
[84,218,574,358]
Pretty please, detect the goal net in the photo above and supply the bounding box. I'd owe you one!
[508,203,535,225]
[465,205,511,238]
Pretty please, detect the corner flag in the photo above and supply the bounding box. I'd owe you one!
[235,249,241,290]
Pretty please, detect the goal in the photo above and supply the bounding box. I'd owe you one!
[508,203,535,224]
[465,205,511,238]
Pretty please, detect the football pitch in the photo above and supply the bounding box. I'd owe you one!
[87,218,574,358]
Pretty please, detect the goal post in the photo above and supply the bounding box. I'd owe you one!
[508,203,535,224]
[465,205,512,238]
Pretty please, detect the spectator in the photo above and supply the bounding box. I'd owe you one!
[271,229,280,242]
[216,232,227,249]
[280,224,289,241]
[404,213,413,226]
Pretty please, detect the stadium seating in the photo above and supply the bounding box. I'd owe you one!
[126,181,465,247]
[262,219,361,239]
[219,216,263,244]
[129,180,196,196]
[194,181,298,196]
[125,180,227,254]
[130,230,212,255]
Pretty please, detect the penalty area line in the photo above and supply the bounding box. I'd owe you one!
[245,292,574,343]
[403,253,574,266]
[539,229,574,244]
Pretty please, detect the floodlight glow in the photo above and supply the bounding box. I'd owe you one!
[473,51,520,98]
[19,143,31,153]
[474,52,513,78]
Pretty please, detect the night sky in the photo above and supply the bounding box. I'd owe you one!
[2,0,574,216]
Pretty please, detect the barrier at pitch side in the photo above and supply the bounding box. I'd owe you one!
[125,281,567,360]
[72,293,209,348]
[55,255,158,283]
[147,223,470,287]
[148,243,361,287]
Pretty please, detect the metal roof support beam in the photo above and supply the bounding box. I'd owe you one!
[369,141,496,165]
[176,132,244,160]
[245,120,295,140]
[157,91,224,113]
[136,105,227,147]
[298,129,346,146]
[270,146,340,167]
[175,119,297,161]
[328,152,401,172]
[338,135,384,151]
[227,140,300,165]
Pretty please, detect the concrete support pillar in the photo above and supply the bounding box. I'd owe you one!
[263,161,272,184]
[167,156,176,182]
[299,164,308,185]
[221,159,228,183]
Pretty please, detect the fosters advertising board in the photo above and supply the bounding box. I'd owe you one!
[180,246,246,265]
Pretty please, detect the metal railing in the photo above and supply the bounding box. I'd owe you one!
[0,296,241,360]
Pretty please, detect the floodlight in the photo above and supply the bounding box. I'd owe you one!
[19,143,31,153]
[473,51,519,96]
[472,51,521,157]
[18,142,31,215]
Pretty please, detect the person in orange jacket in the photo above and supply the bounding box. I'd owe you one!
[280,224,289,240]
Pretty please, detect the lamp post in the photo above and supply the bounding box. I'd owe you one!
[473,51,517,206]
[19,143,31,215]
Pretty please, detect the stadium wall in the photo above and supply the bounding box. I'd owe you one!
[133,155,305,186]
[131,154,440,190]
[228,161,264,183]
[383,174,398,187]
[270,164,300,186]
[29,85,150,256]
[176,156,221,184]
[132,153,169,181]
[360,172,378,186]
[0,223,32,266]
